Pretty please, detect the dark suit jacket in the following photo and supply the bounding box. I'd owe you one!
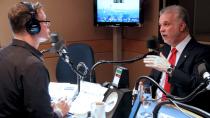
[149,38,210,112]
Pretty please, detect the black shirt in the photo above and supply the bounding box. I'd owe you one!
[0,39,58,118]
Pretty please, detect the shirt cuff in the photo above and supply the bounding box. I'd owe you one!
[54,107,64,118]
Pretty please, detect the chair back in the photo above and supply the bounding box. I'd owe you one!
[56,43,96,84]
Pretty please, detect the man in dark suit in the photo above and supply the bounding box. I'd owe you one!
[143,5,210,112]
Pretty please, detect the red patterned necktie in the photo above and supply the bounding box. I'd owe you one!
[162,48,177,100]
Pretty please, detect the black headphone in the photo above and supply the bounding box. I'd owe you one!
[21,2,41,35]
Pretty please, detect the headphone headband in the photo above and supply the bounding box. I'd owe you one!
[20,1,41,35]
[20,1,36,14]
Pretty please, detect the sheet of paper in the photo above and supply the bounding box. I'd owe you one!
[69,81,108,115]
[49,82,78,103]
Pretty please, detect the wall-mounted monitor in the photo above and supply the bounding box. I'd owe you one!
[94,0,143,27]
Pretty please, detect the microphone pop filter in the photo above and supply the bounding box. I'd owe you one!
[198,63,208,77]
[147,36,159,51]
[50,32,59,44]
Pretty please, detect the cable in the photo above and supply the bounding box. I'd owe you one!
[136,76,210,118]
[136,76,207,102]
[169,99,193,118]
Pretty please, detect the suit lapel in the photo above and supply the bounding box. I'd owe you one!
[175,39,195,68]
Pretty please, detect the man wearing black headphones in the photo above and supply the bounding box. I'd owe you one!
[0,2,69,118]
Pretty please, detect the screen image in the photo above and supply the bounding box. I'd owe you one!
[94,0,142,26]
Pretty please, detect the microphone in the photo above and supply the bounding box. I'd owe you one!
[147,36,159,54]
[198,62,210,90]
[50,32,59,46]
[50,33,67,53]
[49,32,71,63]
[198,63,210,80]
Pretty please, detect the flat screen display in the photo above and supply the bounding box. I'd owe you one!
[94,0,142,27]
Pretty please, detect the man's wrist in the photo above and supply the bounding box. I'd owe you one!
[167,66,174,77]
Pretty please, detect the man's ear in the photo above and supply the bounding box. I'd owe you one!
[180,21,187,32]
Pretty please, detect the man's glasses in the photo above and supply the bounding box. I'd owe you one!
[38,20,50,26]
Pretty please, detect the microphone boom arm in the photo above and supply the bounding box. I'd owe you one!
[89,51,157,82]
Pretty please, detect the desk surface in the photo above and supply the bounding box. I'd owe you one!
[136,100,203,118]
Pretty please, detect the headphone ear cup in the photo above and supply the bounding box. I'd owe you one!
[25,17,41,35]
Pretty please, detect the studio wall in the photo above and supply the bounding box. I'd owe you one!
[0,0,159,89]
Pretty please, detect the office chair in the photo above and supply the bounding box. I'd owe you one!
[56,43,96,84]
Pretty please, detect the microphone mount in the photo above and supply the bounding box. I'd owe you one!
[58,50,87,79]
[76,62,89,94]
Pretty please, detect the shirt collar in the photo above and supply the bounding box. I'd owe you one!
[173,34,191,53]
[11,39,44,61]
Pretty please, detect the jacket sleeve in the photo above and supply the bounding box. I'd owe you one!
[22,61,59,118]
